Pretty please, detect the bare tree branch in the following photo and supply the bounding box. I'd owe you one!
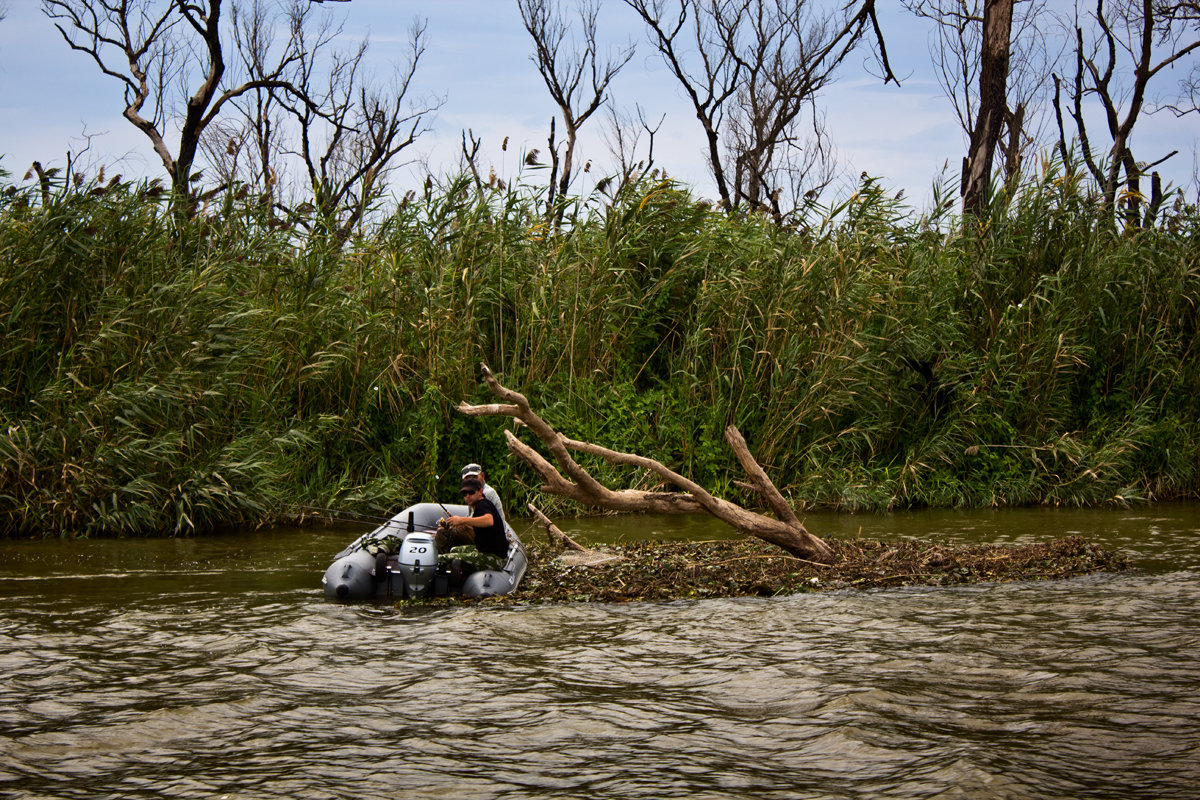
[1054,0,1200,224]
[42,0,438,229]
[600,102,665,193]
[457,364,834,561]
[528,503,589,551]
[519,0,635,217]
[624,0,896,218]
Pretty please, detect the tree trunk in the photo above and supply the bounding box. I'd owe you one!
[962,0,1014,215]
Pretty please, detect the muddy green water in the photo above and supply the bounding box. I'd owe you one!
[1,505,1198,799]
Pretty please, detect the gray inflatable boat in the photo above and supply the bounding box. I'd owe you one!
[321,502,527,601]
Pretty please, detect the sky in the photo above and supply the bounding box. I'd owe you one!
[1,0,1197,212]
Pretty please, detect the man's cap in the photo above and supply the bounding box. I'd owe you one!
[460,477,483,493]
[461,463,483,478]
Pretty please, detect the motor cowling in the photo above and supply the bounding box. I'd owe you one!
[396,532,439,597]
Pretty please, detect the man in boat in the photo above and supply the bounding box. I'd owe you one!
[436,476,510,576]
[460,462,506,531]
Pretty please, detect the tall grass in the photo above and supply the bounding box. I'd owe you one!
[1,161,1197,537]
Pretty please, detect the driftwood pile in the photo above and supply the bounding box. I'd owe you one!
[512,534,1128,603]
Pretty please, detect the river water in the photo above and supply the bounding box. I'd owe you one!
[1,505,1198,799]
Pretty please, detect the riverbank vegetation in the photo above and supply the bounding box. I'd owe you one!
[1,163,1199,538]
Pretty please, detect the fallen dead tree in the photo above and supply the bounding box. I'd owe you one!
[457,364,834,562]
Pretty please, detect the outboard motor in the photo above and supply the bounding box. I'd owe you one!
[395,532,439,598]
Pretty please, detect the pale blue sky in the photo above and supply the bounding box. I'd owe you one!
[2,1,1196,210]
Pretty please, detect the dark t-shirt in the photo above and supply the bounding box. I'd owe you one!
[470,497,508,558]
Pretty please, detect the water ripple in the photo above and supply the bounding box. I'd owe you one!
[2,532,1198,799]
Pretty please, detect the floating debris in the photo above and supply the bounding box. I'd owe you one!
[466,535,1130,605]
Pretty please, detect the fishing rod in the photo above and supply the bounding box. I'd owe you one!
[296,471,465,534]
[292,505,446,540]
[431,473,456,520]
[293,504,394,524]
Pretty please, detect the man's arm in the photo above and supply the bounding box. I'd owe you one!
[445,498,497,531]
[445,512,494,529]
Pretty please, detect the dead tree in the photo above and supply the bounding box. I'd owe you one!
[457,364,834,562]
[45,0,308,206]
[518,0,634,215]
[904,1,1058,201]
[623,0,896,217]
[44,0,435,232]
[961,0,1014,215]
[196,0,304,212]
[223,7,437,245]
[1054,0,1200,226]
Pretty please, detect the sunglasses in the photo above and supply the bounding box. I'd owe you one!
[461,489,476,496]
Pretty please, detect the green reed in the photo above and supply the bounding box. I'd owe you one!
[1,160,1197,537]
